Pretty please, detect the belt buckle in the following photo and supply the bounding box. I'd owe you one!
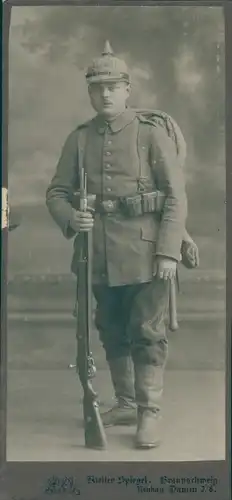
[102,199,115,213]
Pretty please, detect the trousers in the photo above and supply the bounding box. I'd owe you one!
[92,276,169,366]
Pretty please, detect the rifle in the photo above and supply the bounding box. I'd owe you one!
[75,168,107,449]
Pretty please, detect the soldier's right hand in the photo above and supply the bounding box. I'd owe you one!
[70,209,94,232]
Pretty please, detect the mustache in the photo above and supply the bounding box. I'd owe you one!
[102,99,113,104]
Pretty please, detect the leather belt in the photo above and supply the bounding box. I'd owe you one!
[94,191,165,215]
[70,191,165,216]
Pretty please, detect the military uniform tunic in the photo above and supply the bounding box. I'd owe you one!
[46,108,187,287]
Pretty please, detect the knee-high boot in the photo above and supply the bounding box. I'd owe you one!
[101,356,137,427]
[134,363,164,448]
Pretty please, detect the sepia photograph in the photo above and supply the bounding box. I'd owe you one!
[6,4,226,464]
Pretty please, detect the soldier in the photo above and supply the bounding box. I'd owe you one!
[46,41,188,449]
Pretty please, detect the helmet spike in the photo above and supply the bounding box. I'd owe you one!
[102,40,114,56]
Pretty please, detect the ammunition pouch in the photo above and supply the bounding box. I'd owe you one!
[70,190,165,217]
[120,191,165,217]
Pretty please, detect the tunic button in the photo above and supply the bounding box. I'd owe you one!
[105,151,111,156]
[106,175,111,180]
[105,163,111,169]
[106,187,112,192]
[107,140,112,145]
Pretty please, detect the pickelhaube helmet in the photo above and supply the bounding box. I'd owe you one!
[86,41,130,84]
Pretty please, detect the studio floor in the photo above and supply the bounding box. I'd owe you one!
[7,368,225,462]
[6,275,226,462]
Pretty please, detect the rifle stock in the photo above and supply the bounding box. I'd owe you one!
[76,170,107,450]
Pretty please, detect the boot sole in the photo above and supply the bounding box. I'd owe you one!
[103,421,137,428]
[135,440,161,449]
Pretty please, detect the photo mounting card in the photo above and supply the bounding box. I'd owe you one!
[1,1,231,500]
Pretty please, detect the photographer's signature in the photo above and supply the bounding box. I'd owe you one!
[44,476,81,495]
[12,475,81,500]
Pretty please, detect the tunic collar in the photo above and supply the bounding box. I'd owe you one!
[94,108,136,134]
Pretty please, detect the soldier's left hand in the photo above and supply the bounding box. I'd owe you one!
[157,258,177,281]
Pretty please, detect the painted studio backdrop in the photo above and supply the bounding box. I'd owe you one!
[7,5,225,372]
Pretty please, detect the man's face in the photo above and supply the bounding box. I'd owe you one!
[88,81,130,118]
